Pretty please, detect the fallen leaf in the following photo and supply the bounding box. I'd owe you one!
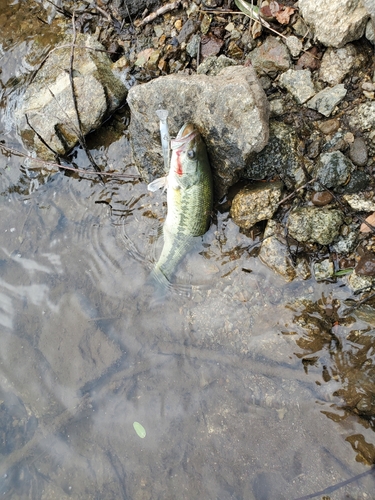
[360,212,375,233]
[251,21,262,39]
[133,421,146,438]
[275,6,295,24]
[269,0,280,16]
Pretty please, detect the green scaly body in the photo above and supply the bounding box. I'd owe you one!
[151,123,213,285]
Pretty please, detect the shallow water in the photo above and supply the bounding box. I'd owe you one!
[1,1,375,499]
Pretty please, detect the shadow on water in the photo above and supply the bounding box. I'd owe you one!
[0,1,375,499]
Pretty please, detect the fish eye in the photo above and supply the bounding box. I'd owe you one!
[187,149,195,159]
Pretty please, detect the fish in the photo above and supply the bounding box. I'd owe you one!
[148,122,213,287]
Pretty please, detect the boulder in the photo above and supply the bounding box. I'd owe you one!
[127,66,269,197]
[17,34,128,160]
[299,0,369,48]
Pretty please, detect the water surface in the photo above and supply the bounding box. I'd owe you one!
[0,2,375,498]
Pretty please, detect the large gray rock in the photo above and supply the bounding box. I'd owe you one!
[17,34,128,159]
[127,66,269,197]
[299,0,369,48]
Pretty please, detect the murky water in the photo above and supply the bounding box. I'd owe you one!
[1,1,375,499]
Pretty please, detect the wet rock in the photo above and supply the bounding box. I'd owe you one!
[230,181,283,230]
[299,0,369,48]
[288,207,344,245]
[197,54,237,75]
[348,101,375,131]
[313,259,334,281]
[348,269,375,292]
[18,34,128,159]
[285,36,303,58]
[311,191,334,207]
[355,253,375,276]
[343,193,375,211]
[247,36,291,77]
[349,136,368,167]
[244,121,307,189]
[258,220,298,282]
[319,44,367,85]
[278,69,316,104]
[313,151,354,191]
[306,84,347,117]
[127,65,269,197]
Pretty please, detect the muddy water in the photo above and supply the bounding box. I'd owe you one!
[1,1,375,499]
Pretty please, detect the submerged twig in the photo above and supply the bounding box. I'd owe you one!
[25,114,59,157]
[69,13,103,180]
[0,145,139,180]
[136,1,182,27]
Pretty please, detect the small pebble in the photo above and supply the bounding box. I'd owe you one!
[311,191,334,207]
[174,19,182,31]
[349,136,368,167]
[317,119,340,135]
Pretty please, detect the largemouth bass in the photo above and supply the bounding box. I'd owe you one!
[148,123,213,286]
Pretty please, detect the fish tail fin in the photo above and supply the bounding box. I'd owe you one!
[145,266,173,307]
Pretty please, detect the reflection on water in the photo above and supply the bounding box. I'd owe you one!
[0,1,375,499]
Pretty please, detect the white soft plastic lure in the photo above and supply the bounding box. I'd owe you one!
[155,109,170,174]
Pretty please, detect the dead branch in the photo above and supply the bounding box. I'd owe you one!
[136,1,182,27]
[69,13,103,180]
[25,114,59,158]
[277,177,317,206]
[0,145,139,180]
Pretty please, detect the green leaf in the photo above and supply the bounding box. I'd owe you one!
[234,0,260,19]
[334,268,354,276]
[133,421,146,439]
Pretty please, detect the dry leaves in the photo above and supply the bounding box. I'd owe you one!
[360,212,375,233]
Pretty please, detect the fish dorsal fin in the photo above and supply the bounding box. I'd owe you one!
[147,176,168,192]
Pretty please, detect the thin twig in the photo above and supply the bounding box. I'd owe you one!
[69,12,104,179]
[277,177,317,206]
[25,114,59,157]
[136,1,182,27]
[0,145,139,180]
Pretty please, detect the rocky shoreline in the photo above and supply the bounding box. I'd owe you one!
[17,0,375,291]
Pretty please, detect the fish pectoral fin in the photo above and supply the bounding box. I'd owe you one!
[147,176,168,192]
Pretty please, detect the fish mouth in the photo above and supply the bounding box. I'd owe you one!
[170,123,198,151]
